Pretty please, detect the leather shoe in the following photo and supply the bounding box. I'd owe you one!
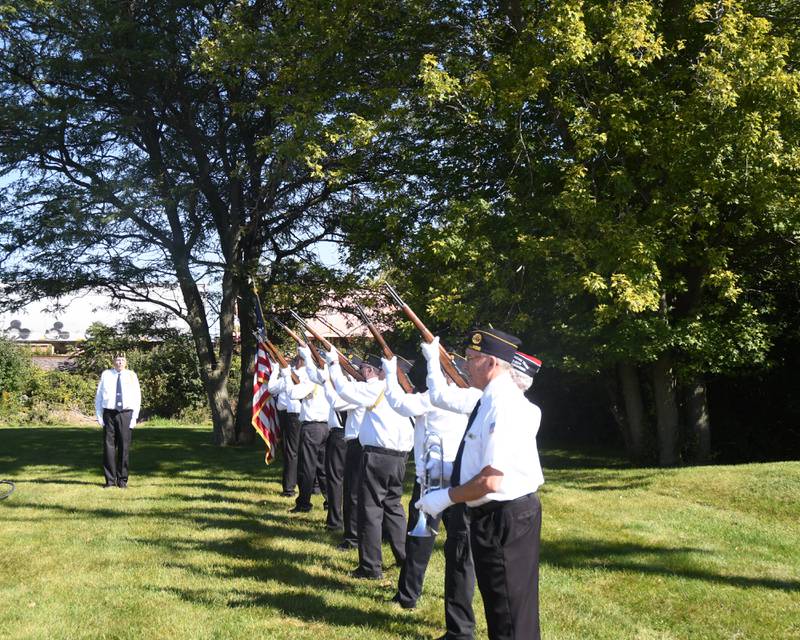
[280,490,296,497]
[102,483,115,489]
[390,593,416,610]
[118,481,128,489]
[350,567,382,580]
[289,505,312,513]
[336,540,357,551]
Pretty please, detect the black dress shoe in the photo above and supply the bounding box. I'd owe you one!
[289,505,312,513]
[350,567,382,580]
[280,490,296,497]
[335,540,357,551]
[102,483,115,489]
[118,481,128,489]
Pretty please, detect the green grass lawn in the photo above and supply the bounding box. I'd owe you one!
[1,425,798,640]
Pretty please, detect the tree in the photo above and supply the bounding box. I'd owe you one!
[0,0,442,443]
[343,0,800,464]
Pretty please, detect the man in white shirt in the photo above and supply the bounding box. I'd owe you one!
[267,356,302,497]
[383,354,476,640]
[281,353,331,513]
[327,347,414,579]
[95,354,141,489]
[417,328,544,640]
[299,345,356,531]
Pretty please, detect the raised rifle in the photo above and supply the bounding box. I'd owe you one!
[383,283,469,388]
[353,301,415,394]
[259,335,300,385]
[289,310,365,382]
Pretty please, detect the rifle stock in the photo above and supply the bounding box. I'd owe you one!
[354,302,415,394]
[383,283,469,389]
[258,332,300,384]
[289,310,365,382]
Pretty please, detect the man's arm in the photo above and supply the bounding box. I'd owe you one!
[129,371,141,427]
[95,372,104,426]
[383,357,429,417]
[328,362,380,407]
[449,465,504,503]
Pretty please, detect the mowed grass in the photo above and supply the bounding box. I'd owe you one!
[0,425,798,640]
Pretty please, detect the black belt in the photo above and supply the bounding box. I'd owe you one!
[363,445,406,457]
[466,492,536,519]
[104,408,131,413]
[301,420,326,426]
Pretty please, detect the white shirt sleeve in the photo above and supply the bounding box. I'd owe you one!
[384,374,431,418]
[427,369,481,414]
[328,363,382,407]
[128,371,141,427]
[95,372,105,425]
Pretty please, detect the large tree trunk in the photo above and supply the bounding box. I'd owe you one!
[652,352,680,466]
[618,360,648,463]
[686,378,711,463]
[235,295,257,445]
[206,372,237,446]
[176,265,237,446]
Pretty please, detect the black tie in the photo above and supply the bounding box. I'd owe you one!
[450,399,481,488]
[115,373,123,409]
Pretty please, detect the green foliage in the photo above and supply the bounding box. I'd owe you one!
[73,313,209,419]
[0,338,32,396]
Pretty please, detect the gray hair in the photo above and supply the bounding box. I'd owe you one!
[510,367,533,391]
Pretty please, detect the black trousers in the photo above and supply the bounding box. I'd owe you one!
[396,479,439,606]
[315,437,327,497]
[296,421,328,510]
[102,409,132,485]
[470,493,541,640]
[325,427,346,529]
[279,410,301,493]
[357,446,407,576]
[442,502,476,639]
[342,438,363,545]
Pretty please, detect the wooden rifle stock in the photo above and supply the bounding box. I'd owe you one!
[354,302,415,394]
[289,310,365,382]
[259,333,300,384]
[383,283,469,388]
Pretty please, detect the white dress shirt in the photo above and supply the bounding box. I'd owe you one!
[286,367,330,423]
[304,360,356,431]
[426,364,482,415]
[266,364,287,411]
[95,368,141,427]
[268,366,301,414]
[329,363,414,451]
[384,374,467,481]
[458,372,544,507]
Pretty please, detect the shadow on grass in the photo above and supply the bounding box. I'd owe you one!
[0,426,280,485]
[543,537,800,593]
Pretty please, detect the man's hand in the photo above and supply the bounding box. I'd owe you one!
[298,345,313,364]
[420,336,440,363]
[382,356,397,378]
[280,366,291,378]
[415,488,454,518]
[325,345,339,365]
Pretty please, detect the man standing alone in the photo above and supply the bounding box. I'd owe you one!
[95,354,141,489]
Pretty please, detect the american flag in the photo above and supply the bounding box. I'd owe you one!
[252,301,280,464]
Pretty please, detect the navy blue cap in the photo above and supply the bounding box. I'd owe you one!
[464,328,520,363]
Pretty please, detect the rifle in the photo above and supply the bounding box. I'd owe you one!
[254,332,300,385]
[383,282,469,389]
[289,310,365,382]
[354,301,415,393]
[249,285,299,384]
